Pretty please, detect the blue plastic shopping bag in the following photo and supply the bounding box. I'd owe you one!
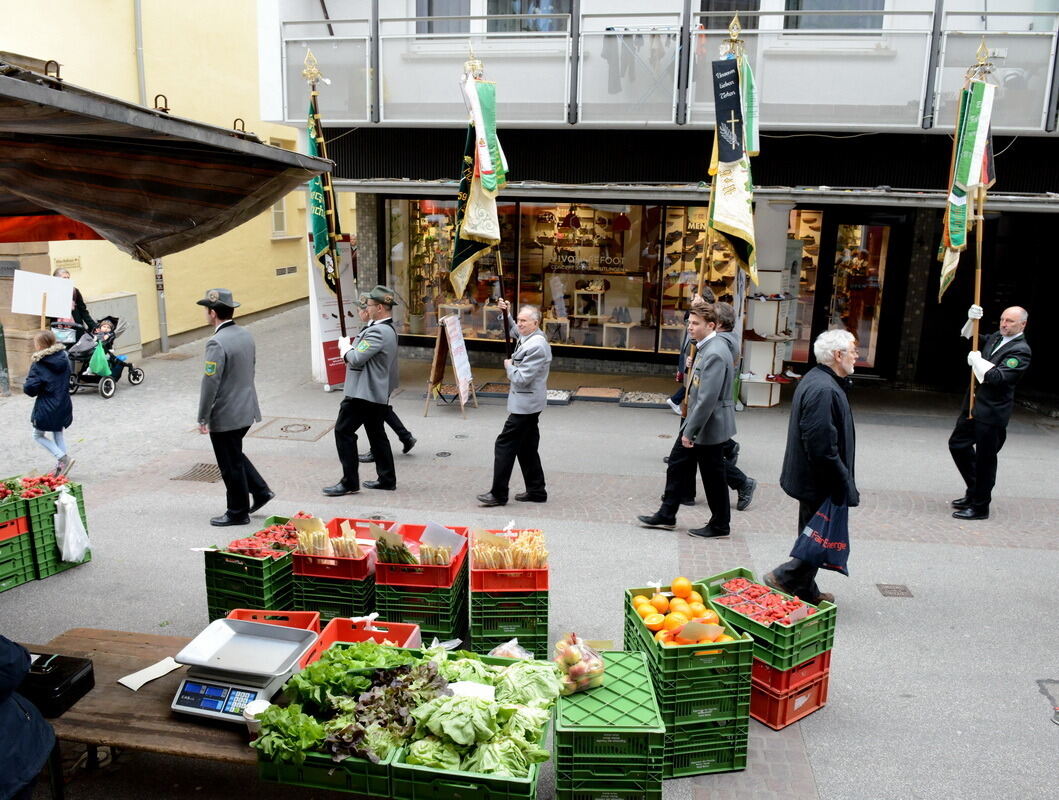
[789,498,850,576]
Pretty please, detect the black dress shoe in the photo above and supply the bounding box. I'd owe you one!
[951,495,973,509]
[477,492,507,507]
[359,451,375,463]
[210,513,250,527]
[322,482,360,496]
[402,437,417,454]
[364,480,396,491]
[515,492,547,502]
[249,490,275,514]
[736,478,757,511]
[637,514,676,530]
[952,507,989,520]
[762,571,793,595]
[688,525,729,538]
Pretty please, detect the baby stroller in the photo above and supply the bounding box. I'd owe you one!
[64,315,145,398]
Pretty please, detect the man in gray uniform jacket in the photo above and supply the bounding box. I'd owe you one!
[477,300,552,507]
[638,301,736,537]
[196,289,272,527]
[324,285,400,495]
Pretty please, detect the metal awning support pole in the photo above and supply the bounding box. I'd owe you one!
[154,258,170,353]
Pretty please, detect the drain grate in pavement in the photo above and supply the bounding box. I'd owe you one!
[877,583,913,597]
[172,463,223,483]
[250,417,335,442]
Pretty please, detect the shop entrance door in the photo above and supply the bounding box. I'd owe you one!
[808,211,911,376]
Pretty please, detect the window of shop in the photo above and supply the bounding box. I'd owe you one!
[784,0,884,30]
[385,197,741,355]
[788,209,821,362]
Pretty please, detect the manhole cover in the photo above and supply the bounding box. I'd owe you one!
[171,463,223,483]
[877,584,913,597]
[250,417,335,442]
[436,452,451,457]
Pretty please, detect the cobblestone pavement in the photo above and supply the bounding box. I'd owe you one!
[3,304,1056,800]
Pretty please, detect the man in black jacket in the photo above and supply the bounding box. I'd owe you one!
[765,329,859,605]
[949,305,1031,521]
[1,636,55,800]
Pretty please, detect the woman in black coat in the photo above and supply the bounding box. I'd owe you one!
[23,330,74,476]
[51,268,95,335]
[0,636,56,800]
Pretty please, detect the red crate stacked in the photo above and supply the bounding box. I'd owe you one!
[749,650,832,730]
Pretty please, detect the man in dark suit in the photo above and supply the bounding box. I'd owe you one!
[638,300,736,538]
[949,305,1031,521]
[323,285,400,496]
[196,289,273,527]
[765,328,859,605]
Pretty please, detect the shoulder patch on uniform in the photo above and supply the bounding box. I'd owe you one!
[356,340,372,352]
[204,360,217,376]
[1004,357,1020,368]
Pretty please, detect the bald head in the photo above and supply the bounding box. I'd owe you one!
[999,306,1028,338]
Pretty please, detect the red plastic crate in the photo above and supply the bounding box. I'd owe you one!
[301,617,423,667]
[290,518,394,581]
[470,529,549,593]
[0,516,28,542]
[375,524,469,588]
[750,673,830,730]
[751,649,831,695]
[227,608,322,633]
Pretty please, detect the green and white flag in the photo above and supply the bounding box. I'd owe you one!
[307,96,341,295]
[739,54,759,157]
[939,79,995,301]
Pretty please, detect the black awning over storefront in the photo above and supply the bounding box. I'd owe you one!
[0,59,330,261]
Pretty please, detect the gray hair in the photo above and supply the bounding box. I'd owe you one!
[518,304,541,323]
[814,329,856,365]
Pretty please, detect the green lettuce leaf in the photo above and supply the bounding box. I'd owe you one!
[412,695,499,746]
[493,661,563,708]
[406,736,464,770]
[250,703,325,765]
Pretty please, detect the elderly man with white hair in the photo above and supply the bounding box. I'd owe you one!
[765,329,860,605]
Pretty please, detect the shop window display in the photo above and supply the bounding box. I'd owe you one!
[831,223,887,368]
[788,209,822,363]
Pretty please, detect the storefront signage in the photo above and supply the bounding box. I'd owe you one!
[53,256,81,271]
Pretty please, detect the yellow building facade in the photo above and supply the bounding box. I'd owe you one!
[3,0,353,348]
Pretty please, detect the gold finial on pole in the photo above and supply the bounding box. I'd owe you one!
[303,48,322,84]
[728,13,742,42]
[722,14,744,57]
[465,44,484,78]
[975,37,989,65]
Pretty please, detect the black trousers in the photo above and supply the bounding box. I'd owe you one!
[772,497,829,604]
[335,397,395,488]
[680,438,748,501]
[660,438,730,533]
[948,415,1007,508]
[209,426,269,516]
[384,406,413,443]
[490,412,546,501]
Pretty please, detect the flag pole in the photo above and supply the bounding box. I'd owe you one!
[967,39,992,419]
[304,51,347,338]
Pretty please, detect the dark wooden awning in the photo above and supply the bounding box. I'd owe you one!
[0,59,330,261]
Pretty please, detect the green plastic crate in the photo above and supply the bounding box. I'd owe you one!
[469,590,548,613]
[32,546,92,580]
[554,777,662,800]
[0,500,26,524]
[554,747,664,783]
[696,569,837,671]
[207,587,294,621]
[376,574,468,637]
[258,749,391,796]
[468,634,549,660]
[662,721,748,778]
[294,577,376,623]
[554,651,665,759]
[204,548,291,582]
[653,678,750,726]
[0,531,33,574]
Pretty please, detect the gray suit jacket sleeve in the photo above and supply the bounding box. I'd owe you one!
[507,338,548,390]
[683,347,725,442]
[344,325,387,368]
[197,338,226,425]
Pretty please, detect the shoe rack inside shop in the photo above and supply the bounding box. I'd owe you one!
[659,206,740,353]
[788,209,822,364]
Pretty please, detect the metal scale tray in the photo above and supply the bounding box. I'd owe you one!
[174,619,317,677]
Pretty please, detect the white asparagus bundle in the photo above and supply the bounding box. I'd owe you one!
[296,530,333,556]
[418,544,452,566]
[331,534,364,559]
[473,529,548,570]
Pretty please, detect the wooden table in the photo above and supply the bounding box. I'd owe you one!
[29,628,258,797]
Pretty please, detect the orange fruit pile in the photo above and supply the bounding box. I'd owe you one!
[629,578,738,648]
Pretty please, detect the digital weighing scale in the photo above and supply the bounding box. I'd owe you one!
[170,619,317,723]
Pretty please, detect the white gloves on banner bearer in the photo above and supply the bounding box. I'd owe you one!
[960,304,984,338]
[966,350,995,382]
[338,336,353,358]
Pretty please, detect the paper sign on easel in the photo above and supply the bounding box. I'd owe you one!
[369,523,406,550]
[422,522,467,557]
[339,520,378,549]
[472,529,511,549]
[291,516,327,534]
[10,270,73,317]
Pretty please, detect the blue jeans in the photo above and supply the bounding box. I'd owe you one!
[33,428,66,459]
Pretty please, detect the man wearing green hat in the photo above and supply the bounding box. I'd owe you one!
[196,289,273,526]
[324,285,400,495]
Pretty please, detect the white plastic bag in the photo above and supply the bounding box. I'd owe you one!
[54,487,90,562]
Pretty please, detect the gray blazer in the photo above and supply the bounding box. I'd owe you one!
[506,328,552,414]
[343,318,398,404]
[197,321,262,432]
[682,334,736,446]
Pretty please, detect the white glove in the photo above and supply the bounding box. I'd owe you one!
[967,350,994,382]
[960,304,984,339]
[338,336,353,358]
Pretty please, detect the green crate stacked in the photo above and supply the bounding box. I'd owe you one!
[204,551,293,622]
[622,586,752,778]
[469,590,549,659]
[554,650,665,800]
[25,483,91,578]
[0,518,34,593]
[294,574,376,623]
[375,566,468,643]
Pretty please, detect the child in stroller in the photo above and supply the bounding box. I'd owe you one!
[65,315,145,398]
